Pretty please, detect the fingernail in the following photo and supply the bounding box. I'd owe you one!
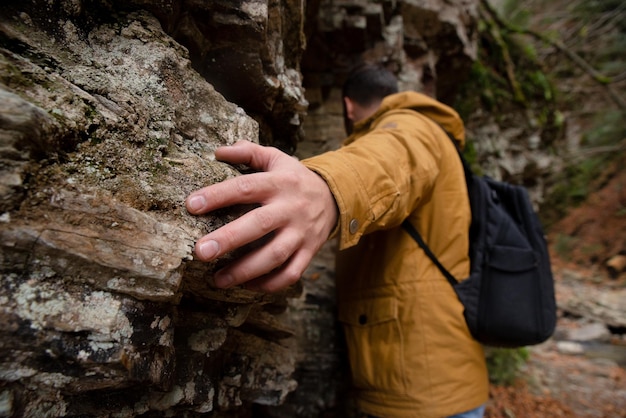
[197,240,219,260]
[187,195,206,212]
[214,272,233,288]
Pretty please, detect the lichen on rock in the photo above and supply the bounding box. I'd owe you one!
[0,4,297,416]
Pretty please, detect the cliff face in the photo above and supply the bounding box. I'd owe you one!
[0,1,478,417]
[298,0,479,157]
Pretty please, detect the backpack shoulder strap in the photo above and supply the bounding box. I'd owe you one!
[401,219,459,286]
[401,119,470,288]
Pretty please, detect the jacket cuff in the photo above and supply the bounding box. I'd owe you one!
[303,151,371,249]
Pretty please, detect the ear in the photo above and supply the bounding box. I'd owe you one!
[343,96,355,120]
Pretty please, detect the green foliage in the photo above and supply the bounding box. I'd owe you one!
[553,233,578,259]
[545,156,606,223]
[583,110,626,147]
[454,5,559,131]
[498,0,531,27]
[568,110,624,196]
[571,1,626,74]
[542,86,626,226]
[461,140,481,174]
[455,61,512,121]
[581,242,605,258]
[542,109,624,226]
[486,347,530,386]
[573,0,626,16]
[527,70,552,101]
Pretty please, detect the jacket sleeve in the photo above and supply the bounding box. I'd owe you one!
[302,111,445,250]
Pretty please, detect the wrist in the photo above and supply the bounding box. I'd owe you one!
[311,170,339,239]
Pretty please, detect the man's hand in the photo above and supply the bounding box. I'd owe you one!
[186,140,338,293]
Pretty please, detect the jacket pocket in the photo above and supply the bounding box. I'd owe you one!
[338,296,407,394]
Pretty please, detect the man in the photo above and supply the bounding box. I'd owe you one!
[186,64,489,417]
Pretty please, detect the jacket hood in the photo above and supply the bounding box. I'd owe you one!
[360,91,466,149]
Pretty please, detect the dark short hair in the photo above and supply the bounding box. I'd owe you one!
[342,64,398,106]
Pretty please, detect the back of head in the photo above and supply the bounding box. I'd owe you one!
[342,63,399,106]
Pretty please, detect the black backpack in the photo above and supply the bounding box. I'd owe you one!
[402,134,557,348]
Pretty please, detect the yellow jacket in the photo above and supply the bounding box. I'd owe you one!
[303,92,489,417]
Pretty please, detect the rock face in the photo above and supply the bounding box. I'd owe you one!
[0,6,297,417]
[0,1,480,417]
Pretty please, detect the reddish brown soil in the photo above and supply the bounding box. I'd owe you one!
[485,348,626,418]
[550,160,626,270]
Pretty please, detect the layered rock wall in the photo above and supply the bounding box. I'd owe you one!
[0,6,298,417]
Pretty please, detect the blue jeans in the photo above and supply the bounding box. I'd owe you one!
[447,403,486,418]
[366,403,486,418]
